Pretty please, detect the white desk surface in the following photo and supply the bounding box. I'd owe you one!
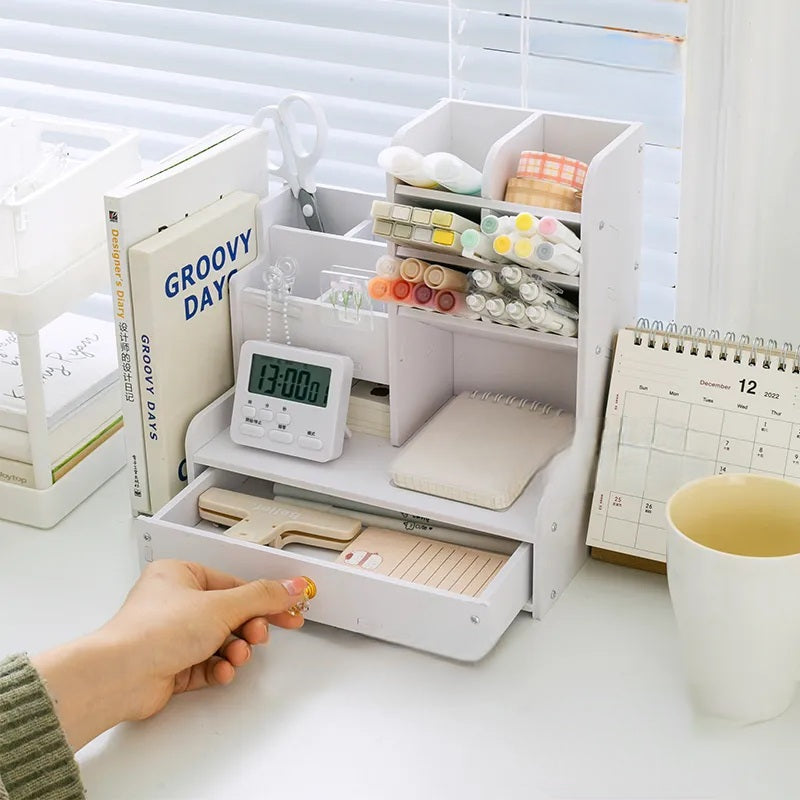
[1,472,799,800]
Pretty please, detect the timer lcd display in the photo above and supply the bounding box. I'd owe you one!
[248,354,331,407]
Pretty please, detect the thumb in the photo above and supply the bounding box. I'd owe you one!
[212,576,309,630]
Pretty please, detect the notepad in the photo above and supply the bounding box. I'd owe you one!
[336,527,508,597]
[390,390,575,510]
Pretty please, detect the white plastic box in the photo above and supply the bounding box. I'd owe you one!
[0,113,139,290]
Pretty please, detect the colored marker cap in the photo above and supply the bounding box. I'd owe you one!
[538,217,557,236]
[515,212,537,233]
[514,238,533,258]
[481,216,500,235]
[536,242,555,261]
[461,228,479,249]
[494,235,513,255]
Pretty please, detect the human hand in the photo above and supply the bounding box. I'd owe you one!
[33,560,312,751]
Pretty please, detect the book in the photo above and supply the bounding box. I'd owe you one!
[586,323,800,564]
[0,313,118,431]
[104,124,268,514]
[130,191,259,511]
[390,390,574,509]
[0,382,120,462]
[0,413,123,489]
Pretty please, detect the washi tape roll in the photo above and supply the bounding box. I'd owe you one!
[504,177,581,213]
[516,151,588,190]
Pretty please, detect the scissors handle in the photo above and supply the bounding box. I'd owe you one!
[252,93,328,196]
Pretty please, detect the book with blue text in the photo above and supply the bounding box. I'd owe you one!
[104,125,268,514]
[130,191,259,511]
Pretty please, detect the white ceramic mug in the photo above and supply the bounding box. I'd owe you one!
[666,473,800,724]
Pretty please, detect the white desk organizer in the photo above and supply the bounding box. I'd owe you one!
[137,100,643,660]
[0,114,140,528]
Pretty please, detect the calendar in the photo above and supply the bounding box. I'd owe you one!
[586,324,800,562]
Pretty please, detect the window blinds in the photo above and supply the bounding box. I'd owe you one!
[0,0,686,318]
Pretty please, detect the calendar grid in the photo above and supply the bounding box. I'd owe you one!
[587,328,800,562]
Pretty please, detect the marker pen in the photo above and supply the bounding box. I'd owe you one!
[514,212,539,237]
[390,203,413,222]
[400,257,429,283]
[371,200,393,220]
[470,269,504,295]
[430,209,480,234]
[431,228,462,252]
[390,278,415,304]
[480,214,515,237]
[378,146,438,188]
[367,275,395,303]
[493,233,529,267]
[484,296,513,325]
[375,255,402,278]
[423,264,470,292]
[411,207,432,225]
[518,277,576,312]
[534,241,582,276]
[434,289,476,317]
[422,153,482,195]
[505,300,534,329]
[499,265,528,291]
[513,235,547,268]
[537,216,581,250]
[525,304,579,336]
[460,228,504,263]
[465,292,490,315]
[412,282,438,308]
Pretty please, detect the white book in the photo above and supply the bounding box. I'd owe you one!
[130,191,259,511]
[105,124,269,514]
[0,382,120,462]
[0,313,118,431]
[0,413,123,489]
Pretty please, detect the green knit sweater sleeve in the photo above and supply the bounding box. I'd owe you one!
[0,654,84,800]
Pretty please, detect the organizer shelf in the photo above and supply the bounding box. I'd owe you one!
[136,99,643,659]
[0,114,139,528]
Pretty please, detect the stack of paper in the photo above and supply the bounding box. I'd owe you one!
[347,380,390,439]
[0,312,121,488]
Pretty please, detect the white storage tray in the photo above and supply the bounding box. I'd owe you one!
[137,466,532,661]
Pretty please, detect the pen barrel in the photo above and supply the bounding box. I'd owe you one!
[367,275,394,302]
[537,216,581,250]
[525,303,578,336]
[534,241,582,276]
[461,229,505,263]
[375,254,402,278]
[390,278,414,304]
[399,257,428,283]
[423,264,470,292]
[434,289,474,316]
[480,214,515,236]
[411,282,438,308]
[470,269,505,295]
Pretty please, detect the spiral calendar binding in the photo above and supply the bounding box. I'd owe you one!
[631,319,799,373]
[468,389,563,415]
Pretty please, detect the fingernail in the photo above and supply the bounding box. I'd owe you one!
[280,576,310,596]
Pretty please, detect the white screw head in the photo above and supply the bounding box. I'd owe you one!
[551,522,558,532]
[595,346,602,355]
[470,615,480,625]
[599,221,605,230]
[550,589,558,600]
[302,203,314,218]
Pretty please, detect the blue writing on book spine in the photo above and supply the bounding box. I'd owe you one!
[163,228,252,321]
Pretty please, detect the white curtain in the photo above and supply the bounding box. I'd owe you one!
[0,0,686,319]
[678,0,800,345]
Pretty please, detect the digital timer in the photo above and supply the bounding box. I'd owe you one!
[231,340,354,462]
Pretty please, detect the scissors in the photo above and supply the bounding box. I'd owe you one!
[252,93,328,232]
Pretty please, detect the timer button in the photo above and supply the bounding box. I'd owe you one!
[276,412,292,426]
[258,408,274,422]
[239,422,265,438]
[242,406,257,421]
[299,435,323,451]
[269,430,293,444]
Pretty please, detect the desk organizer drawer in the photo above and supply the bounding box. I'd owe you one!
[137,467,532,661]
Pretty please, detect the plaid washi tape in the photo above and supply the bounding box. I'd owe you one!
[516,151,588,190]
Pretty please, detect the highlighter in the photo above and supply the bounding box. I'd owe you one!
[434,289,474,317]
[481,215,515,236]
[514,212,539,237]
[400,257,429,283]
[484,296,513,325]
[422,152,482,195]
[525,304,578,336]
[460,228,504,263]
[505,300,534,329]
[534,241,582,276]
[537,216,581,250]
[465,292,490,314]
[390,278,414,304]
[499,265,528,290]
[412,283,438,308]
[470,269,505,296]
[423,264,470,292]
[375,255,402,278]
[513,235,547,268]
[367,276,395,303]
